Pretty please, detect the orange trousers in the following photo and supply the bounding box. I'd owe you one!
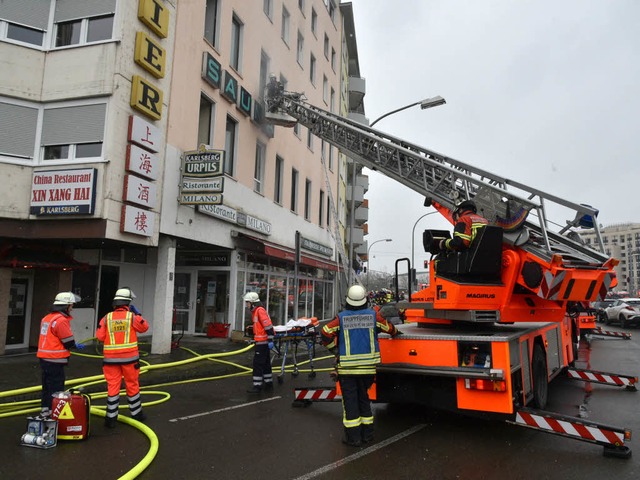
[103,363,140,397]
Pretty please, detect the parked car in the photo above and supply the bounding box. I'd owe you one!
[603,298,640,328]
[590,299,615,323]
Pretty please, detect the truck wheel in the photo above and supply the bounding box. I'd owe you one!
[532,344,548,409]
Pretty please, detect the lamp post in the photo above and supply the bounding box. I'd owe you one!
[367,238,392,290]
[370,96,446,128]
[411,211,438,290]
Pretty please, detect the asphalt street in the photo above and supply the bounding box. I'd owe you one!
[1,327,639,480]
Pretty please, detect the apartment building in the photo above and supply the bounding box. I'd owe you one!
[0,0,363,355]
[581,223,640,297]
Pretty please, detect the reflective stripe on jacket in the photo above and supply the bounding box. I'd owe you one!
[337,308,379,375]
[36,312,73,363]
[97,306,149,364]
[444,212,489,251]
[251,305,273,344]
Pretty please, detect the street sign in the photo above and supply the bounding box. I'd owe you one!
[179,193,223,205]
[182,148,224,178]
[180,177,224,193]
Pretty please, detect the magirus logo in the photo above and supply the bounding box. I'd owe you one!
[466,293,496,299]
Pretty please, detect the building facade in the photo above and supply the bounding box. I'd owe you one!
[0,0,362,355]
[581,223,640,297]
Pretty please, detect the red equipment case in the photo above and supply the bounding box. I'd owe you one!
[51,390,91,440]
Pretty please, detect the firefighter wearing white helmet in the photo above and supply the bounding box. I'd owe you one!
[95,287,149,427]
[244,291,275,393]
[321,284,401,447]
[36,291,84,417]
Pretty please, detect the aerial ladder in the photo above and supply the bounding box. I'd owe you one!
[264,77,618,326]
[264,78,634,457]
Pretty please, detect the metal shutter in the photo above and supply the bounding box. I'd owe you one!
[0,102,38,158]
[41,104,106,146]
[0,0,50,31]
[54,0,117,22]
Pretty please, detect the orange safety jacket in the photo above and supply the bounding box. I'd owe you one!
[96,306,149,364]
[250,305,274,344]
[443,212,489,251]
[36,312,74,364]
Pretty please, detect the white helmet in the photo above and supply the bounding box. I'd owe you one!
[243,292,260,303]
[346,285,367,307]
[53,292,81,305]
[114,287,136,303]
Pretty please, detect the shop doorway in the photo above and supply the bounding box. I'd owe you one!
[195,271,229,333]
[6,275,33,350]
[173,271,192,333]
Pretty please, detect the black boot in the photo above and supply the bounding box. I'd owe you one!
[131,411,147,422]
[246,385,262,394]
[105,416,117,428]
[342,427,362,447]
[263,382,274,391]
[361,424,374,444]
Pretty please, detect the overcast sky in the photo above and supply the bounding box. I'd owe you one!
[347,0,639,273]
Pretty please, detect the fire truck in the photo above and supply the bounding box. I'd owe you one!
[264,77,636,457]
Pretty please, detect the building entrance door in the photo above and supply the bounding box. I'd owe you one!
[173,271,193,334]
[195,271,229,334]
[6,275,33,350]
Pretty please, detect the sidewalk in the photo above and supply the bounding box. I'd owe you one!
[0,335,255,400]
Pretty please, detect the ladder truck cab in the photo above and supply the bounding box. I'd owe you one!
[264,77,635,457]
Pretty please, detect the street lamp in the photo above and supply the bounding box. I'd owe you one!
[367,238,392,290]
[411,211,438,289]
[370,96,446,128]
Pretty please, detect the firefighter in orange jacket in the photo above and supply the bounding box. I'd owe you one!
[96,287,149,428]
[321,285,400,447]
[244,291,275,393]
[36,292,84,417]
[439,199,488,252]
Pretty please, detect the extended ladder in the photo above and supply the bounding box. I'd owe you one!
[265,81,609,269]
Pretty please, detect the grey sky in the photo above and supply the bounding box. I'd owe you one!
[348,0,640,273]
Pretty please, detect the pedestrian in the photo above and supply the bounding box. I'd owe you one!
[36,291,85,417]
[437,199,488,253]
[321,284,401,447]
[244,291,275,393]
[96,287,149,427]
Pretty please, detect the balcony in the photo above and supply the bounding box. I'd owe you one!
[347,227,364,246]
[346,185,364,205]
[348,76,366,97]
[347,111,369,126]
[354,204,368,223]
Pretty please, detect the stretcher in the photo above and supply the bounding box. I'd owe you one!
[272,319,319,384]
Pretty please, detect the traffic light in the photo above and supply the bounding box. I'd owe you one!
[424,259,429,268]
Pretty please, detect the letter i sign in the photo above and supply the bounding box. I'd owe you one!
[58,401,75,420]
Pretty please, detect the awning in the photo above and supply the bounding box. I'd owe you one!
[235,233,339,271]
[0,244,90,271]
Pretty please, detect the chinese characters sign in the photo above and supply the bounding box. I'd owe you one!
[30,168,97,216]
[121,205,156,237]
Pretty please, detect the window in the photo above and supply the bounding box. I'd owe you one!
[0,102,38,159]
[263,0,273,19]
[319,190,325,227]
[259,50,270,100]
[274,155,284,204]
[293,122,300,137]
[310,53,316,84]
[304,179,312,220]
[331,47,336,70]
[327,196,331,227]
[281,6,290,44]
[296,31,304,66]
[328,144,334,170]
[55,15,114,47]
[307,128,313,151]
[230,15,243,71]
[198,95,215,147]
[311,9,317,36]
[330,88,335,113]
[41,104,106,162]
[324,34,329,59]
[328,0,336,23]
[291,168,299,213]
[321,140,326,162]
[224,116,238,176]
[298,0,305,14]
[204,0,220,47]
[323,76,328,104]
[254,142,266,193]
[0,1,49,47]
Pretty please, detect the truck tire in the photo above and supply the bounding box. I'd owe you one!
[532,344,548,409]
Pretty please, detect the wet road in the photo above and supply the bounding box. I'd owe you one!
[1,326,639,480]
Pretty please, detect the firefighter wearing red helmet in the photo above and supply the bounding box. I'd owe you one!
[439,199,488,252]
[96,287,149,428]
